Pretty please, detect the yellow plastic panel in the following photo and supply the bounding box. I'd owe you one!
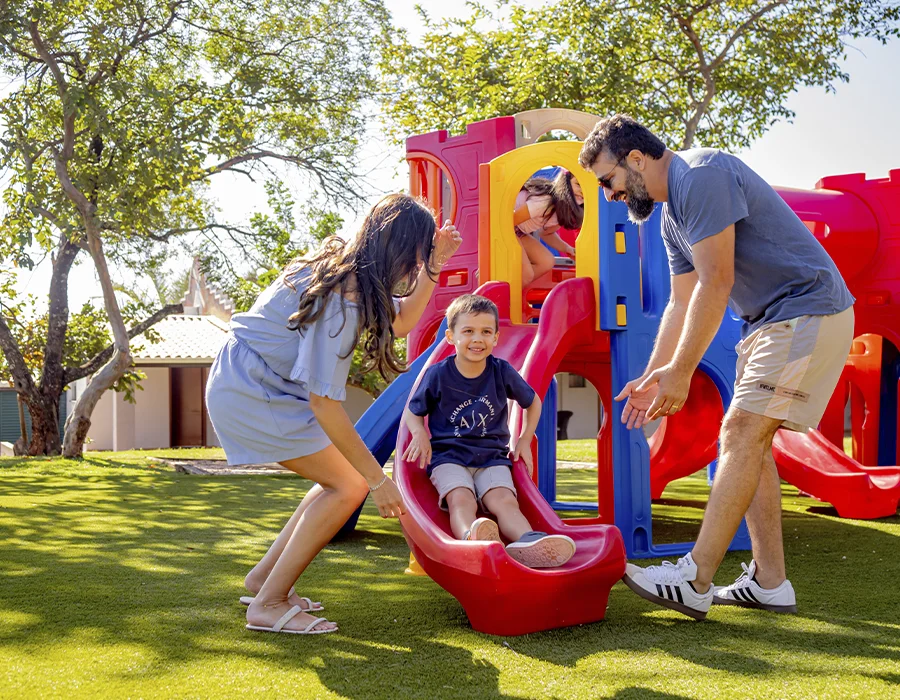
[616,303,627,327]
[485,140,600,325]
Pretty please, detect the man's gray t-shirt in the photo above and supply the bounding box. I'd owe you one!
[661,149,854,337]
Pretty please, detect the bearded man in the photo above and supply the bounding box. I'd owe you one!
[578,114,854,619]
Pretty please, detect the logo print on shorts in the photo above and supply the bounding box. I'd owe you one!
[757,382,810,403]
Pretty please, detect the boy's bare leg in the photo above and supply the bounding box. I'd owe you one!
[482,488,531,541]
[446,487,479,539]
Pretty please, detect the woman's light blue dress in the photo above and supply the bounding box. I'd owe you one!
[206,269,359,465]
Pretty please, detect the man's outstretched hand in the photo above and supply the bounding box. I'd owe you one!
[614,377,659,430]
[615,364,692,429]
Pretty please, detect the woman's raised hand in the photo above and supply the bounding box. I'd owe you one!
[431,219,462,270]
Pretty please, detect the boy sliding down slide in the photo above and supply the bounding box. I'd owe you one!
[403,294,576,568]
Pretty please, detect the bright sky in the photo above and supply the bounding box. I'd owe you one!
[9,0,900,309]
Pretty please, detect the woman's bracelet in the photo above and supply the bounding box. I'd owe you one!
[368,474,389,492]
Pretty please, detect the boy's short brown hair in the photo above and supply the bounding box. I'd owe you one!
[446,294,499,331]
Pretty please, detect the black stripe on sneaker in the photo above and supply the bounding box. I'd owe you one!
[675,586,684,604]
[732,589,742,601]
[656,584,663,598]
[665,585,673,600]
[744,588,760,603]
[739,588,754,603]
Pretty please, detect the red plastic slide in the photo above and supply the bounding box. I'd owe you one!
[395,279,626,636]
[773,428,900,519]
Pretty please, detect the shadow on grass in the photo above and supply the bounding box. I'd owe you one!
[1,467,899,697]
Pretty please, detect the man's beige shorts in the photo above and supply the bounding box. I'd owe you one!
[733,307,854,432]
[429,463,516,511]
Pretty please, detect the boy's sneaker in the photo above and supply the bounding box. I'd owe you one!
[712,560,797,613]
[621,552,713,620]
[506,531,576,568]
[464,517,501,542]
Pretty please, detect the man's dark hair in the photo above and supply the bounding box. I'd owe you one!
[446,294,499,331]
[578,114,667,170]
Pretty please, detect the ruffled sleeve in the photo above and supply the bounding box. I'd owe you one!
[289,301,358,401]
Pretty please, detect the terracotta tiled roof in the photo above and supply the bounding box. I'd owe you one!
[132,314,230,363]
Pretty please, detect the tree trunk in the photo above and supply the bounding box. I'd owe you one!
[13,393,28,456]
[62,227,132,457]
[31,236,80,455]
[17,393,27,440]
[24,391,62,455]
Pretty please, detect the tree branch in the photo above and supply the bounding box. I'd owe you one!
[64,302,185,384]
[206,149,315,176]
[140,223,255,243]
[710,0,789,71]
[50,147,93,214]
[28,20,77,161]
[87,2,187,85]
[39,237,81,393]
[0,315,37,396]
[0,37,43,63]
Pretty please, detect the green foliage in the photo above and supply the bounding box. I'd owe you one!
[200,182,400,397]
[199,180,337,310]
[0,274,158,402]
[0,0,390,270]
[0,0,389,451]
[379,1,900,150]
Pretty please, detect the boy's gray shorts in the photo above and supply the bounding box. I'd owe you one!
[429,463,516,511]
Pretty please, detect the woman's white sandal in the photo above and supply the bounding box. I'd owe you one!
[239,586,324,612]
[245,605,336,635]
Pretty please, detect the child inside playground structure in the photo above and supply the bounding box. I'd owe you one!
[513,170,583,286]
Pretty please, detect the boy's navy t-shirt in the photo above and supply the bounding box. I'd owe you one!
[408,354,536,475]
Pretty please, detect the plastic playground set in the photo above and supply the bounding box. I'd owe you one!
[349,109,900,636]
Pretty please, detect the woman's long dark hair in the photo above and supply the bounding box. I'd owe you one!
[521,170,585,230]
[286,194,438,380]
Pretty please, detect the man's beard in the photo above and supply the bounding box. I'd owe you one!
[624,168,656,223]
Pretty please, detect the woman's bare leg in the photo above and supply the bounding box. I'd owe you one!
[245,483,358,609]
[245,444,369,632]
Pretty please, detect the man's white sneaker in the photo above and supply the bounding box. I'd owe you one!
[712,560,797,613]
[621,552,713,620]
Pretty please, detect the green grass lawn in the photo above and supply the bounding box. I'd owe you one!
[1,453,898,699]
[556,439,599,463]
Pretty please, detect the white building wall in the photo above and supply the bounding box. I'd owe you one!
[112,391,136,451]
[135,367,171,449]
[82,369,375,452]
[555,373,600,440]
[85,382,114,451]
